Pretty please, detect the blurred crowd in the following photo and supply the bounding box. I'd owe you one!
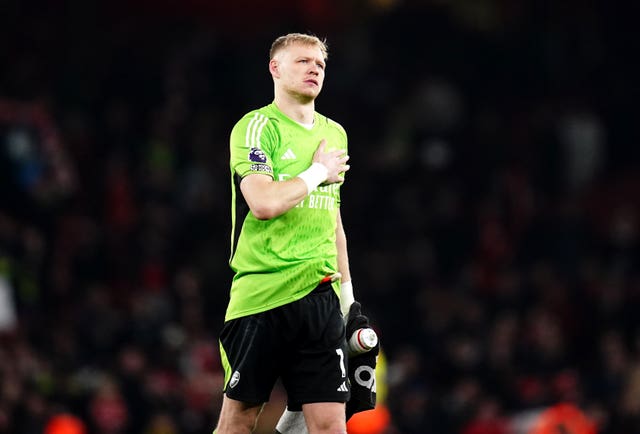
[1,1,638,433]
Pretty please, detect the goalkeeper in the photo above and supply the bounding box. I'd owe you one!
[215,33,356,434]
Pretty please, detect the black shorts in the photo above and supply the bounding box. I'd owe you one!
[219,281,350,407]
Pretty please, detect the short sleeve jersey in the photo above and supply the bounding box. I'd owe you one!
[227,103,348,321]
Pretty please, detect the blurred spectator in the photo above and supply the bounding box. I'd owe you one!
[44,414,86,434]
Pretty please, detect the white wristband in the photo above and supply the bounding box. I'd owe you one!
[340,280,355,317]
[297,163,328,195]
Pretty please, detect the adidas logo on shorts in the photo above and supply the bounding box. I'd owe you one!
[336,381,348,392]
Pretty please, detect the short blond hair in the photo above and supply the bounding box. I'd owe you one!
[269,33,328,61]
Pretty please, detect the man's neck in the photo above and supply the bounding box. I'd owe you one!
[273,94,315,124]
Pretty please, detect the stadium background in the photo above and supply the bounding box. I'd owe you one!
[0,0,638,433]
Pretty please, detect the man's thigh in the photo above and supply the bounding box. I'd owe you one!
[215,395,263,434]
[302,402,347,434]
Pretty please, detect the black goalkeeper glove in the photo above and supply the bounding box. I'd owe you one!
[345,302,379,420]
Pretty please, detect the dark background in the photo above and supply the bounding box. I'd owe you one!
[0,0,638,433]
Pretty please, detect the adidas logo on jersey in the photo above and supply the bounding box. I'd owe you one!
[281,149,297,160]
[336,381,349,392]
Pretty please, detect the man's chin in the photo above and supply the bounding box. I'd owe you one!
[295,93,318,104]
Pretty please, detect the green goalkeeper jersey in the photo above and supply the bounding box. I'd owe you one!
[226,103,348,321]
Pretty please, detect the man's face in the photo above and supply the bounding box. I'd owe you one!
[272,43,326,102]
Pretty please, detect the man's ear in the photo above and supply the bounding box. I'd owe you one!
[269,59,280,78]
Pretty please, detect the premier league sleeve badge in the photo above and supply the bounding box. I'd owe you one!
[248,147,267,163]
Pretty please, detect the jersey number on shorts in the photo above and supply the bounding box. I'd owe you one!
[335,348,346,378]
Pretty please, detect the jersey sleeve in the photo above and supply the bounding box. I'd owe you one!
[230,111,278,179]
